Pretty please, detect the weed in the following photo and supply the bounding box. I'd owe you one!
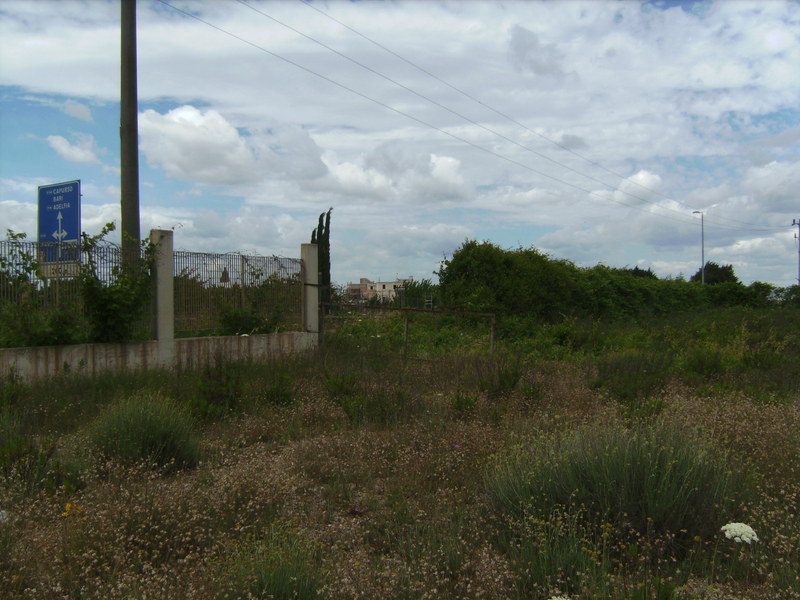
[590,349,673,406]
[324,373,360,399]
[217,525,322,600]
[188,355,244,420]
[451,392,477,417]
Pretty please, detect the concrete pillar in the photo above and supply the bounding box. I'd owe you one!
[150,229,174,341]
[301,243,319,334]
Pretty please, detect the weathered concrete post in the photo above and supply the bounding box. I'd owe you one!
[150,229,174,367]
[301,243,319,335]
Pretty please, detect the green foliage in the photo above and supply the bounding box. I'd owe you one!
[437,240,796,333]
[218,526,322,600]
[467,353,522,400]
[311,208,332,307]
[591,349,674,406]
[690,261,739,285]
[0,408,84,494]
[450,392,477,417]
[324,373,360,399]
[507,506,609,596]
[484,420,754,556]
[80,223,156,343]
[186,355,245,421]
[88,392,201,470]
[216,301,278,335]
[0,231,85,347]
[437,240,580,319]
[0,368,28,409]
[261,371,295,406]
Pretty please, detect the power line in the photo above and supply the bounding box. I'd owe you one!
[294,0,787,234]
[235,0,654,204]
[154,0,779,233]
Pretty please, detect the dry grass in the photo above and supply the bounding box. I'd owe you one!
[1,342,799,599]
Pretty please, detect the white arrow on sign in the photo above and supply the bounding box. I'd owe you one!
[52,211,68,242]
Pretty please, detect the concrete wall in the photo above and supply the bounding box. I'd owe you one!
[0,231,321,381]
[0,331,318,381]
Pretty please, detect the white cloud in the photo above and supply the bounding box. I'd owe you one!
[62,101,93,122]
[45,134,101,164]
[508,25,569,79]
[138,105,327,186]
[741,160,800,211]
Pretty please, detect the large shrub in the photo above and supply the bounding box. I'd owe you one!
[88,392,200,470]
[484,419,754,553]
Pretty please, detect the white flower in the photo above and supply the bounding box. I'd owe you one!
[0,510,8,522]
[721,522,759,544]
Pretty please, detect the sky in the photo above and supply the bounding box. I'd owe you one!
[1,0,799,288]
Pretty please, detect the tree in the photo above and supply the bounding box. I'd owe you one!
[690,261,739,285]
[310,208,332,308]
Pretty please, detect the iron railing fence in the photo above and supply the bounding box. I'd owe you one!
[0,239,303,344]
[0,239,152,342]
[173,251,302,336]
[0,239,135,304]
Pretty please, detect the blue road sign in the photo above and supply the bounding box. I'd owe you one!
[38,180,81,266]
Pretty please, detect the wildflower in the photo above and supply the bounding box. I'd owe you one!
[61,502,85,519]
[721,522,759,544]
[0,510,8,522]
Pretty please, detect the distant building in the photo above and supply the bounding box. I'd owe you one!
[346,276,414,302]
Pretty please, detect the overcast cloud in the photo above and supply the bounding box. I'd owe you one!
[0,0,798,286]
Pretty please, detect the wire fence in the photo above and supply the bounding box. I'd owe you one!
[173,250,302,336]
[0,239,303,344]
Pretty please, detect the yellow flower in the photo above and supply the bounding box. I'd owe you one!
[61,502,84,518]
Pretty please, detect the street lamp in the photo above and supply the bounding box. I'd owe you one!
[693,210,705,284]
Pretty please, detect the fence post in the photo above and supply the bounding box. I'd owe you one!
[301,243,319,335]
[150,229,174,345]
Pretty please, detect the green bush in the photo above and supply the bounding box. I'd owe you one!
[484,420,754,555]
[88,393,201,470]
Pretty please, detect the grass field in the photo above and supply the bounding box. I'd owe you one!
[1,307,799,599]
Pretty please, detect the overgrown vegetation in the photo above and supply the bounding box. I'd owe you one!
[436,240,799,324]
[1,305,799,599]
[0,225,155,346]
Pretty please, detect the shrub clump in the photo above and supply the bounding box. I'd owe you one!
[88,392,201,470]
[484,419,754,553]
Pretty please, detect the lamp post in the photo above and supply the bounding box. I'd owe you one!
[693,210,705,284]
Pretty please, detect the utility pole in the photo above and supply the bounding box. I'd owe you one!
[121,0,140,263]
[793,218,800,285]
[693,211,705,284]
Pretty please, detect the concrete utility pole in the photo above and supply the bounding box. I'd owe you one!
[121,0,141,261]
[793,218,800,285]
[693,210,705,284]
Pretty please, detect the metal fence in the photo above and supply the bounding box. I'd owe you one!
[173,250,302,336]
[0,239,302,344]
[0,239,125,308]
